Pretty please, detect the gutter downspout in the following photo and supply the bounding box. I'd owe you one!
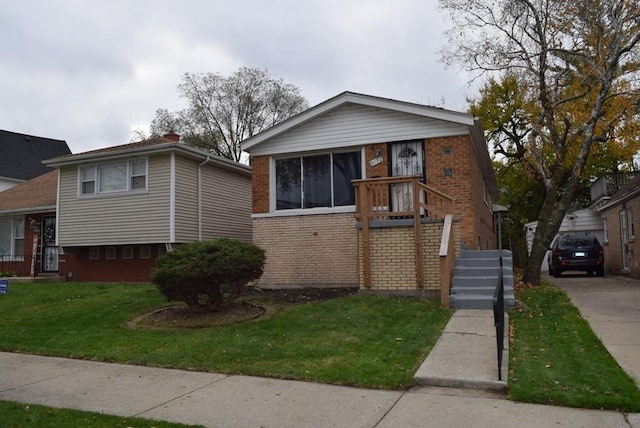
[198,156,211,241]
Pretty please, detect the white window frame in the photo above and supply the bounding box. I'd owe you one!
[269,148,364,215]
[89,247,100,260]
[105,247,116,260]
[139,245,151,259]
[122,246,133,259]
[603,217,609,243]
[627,207,635,240]
[78,158,148,196]
[0,217,24,260]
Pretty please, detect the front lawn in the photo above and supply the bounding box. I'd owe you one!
[0,282,452,390]
[509,281,640,412]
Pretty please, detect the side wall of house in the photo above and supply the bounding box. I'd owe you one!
[601,198,640,278]
[67,245,164,282]
[252,213,358,288]
[58,154,171,246]
[200,164,252,242]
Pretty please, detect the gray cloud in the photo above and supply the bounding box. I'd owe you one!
[0,0,476,154]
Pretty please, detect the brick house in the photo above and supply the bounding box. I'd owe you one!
[242,92,498,293]
[0,171,71,277]
[43,134,252,282]
[597,174,640,278]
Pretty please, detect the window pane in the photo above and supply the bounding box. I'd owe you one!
[131,175,146,190]
[131,161,146,176]
[303,154,331,208]
[332,151,361,206]
[14,239,24,256]
[99,164,127,192]
[82,181,95,194]
[80,166,95,181]
[275,158,301,210]
[0,219,11,256]
[14,218,24,239]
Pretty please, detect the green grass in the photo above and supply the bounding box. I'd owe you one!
[509,281,640,412]
[0,400,202,427]
[0,282,452,390]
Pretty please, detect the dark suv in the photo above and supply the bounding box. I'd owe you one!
[548,234,604,277]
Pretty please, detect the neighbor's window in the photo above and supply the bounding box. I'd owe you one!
[603,218,609,243]
[139,245,151,259]
[105,247,116,260]
[122,246,133,259]
[89,247,100,260]
[79,159,147,196]
[0,217,24,259]
[628,208,635,240]
[275,151,362,210]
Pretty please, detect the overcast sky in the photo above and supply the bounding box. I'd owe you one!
[1,0,477,154]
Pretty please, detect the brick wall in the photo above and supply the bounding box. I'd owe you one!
[602,198,640,278]
[251,155,270,214]
[357,220,461,291]
[252,213,358,287]
[69,245,161,282]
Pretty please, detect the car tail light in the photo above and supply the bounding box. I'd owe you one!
[598,245,604,255]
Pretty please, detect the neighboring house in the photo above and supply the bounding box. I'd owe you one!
[0,129,71,192]
[525,208,604,273]
[597,173,640,278]
[242,91,498,293]
[0,171,66,277]
[43,134,252,282]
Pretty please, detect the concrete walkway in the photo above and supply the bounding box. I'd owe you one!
[1,352,637,427]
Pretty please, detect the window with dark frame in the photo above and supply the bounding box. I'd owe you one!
[275,151,362,210]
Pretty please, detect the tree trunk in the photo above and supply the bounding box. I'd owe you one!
[522,186,574,285]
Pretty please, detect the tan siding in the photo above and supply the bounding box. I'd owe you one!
[250,104,469,156]
[57,155,171,246]
[173,156,198,242]
[201,165,252,242]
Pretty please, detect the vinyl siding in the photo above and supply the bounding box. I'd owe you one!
[173,156,198,242]
[200,164,252,242]
[249,104,470,156]
[58,155,171,246]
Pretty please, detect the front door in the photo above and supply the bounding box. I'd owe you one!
[389,141,424,213]
[41,217,59,273]
[620,210,629,272]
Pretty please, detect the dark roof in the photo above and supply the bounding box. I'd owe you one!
[0,129,71,181]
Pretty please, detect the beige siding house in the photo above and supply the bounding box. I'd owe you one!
[44,134,251,282]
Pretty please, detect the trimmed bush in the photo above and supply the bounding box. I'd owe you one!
[151,239,265,310]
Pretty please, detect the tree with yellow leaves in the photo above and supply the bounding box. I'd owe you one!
[440,0,640,285]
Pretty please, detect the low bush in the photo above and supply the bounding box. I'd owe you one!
[152,239,265,310]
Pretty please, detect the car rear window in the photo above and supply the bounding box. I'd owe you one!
[559,236,596,248]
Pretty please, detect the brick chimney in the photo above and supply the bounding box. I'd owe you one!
[163,132,180,142]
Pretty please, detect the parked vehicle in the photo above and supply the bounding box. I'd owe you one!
[548,233,605,277]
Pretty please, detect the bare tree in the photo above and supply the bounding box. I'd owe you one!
[148,67,308,162]
[440,0,640,285]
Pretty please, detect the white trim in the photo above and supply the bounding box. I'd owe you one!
[252,206,356,218]
[169,152,176,243]
[55,170,61,245]
[76,158,149,197]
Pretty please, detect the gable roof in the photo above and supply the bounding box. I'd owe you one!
[44,135,251,176]
[0,130,71,181]
[241,91,477,152]
[0,170,58,214]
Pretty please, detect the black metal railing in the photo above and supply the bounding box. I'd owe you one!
[0,255,31,277]
[493,256,505,381]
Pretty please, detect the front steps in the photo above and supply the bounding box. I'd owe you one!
[450,250,515,309]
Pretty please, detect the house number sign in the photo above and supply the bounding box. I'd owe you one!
[369,156,383,167]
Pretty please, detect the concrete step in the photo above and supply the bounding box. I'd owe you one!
[450,294,516,309]
[459,249,512,259]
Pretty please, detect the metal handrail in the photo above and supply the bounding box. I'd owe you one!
[493,256,505,381]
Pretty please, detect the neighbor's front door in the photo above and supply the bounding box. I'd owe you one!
[389,141,424,213]
[41,216,59,273]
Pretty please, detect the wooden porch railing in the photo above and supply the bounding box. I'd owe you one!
[353,176,454,295]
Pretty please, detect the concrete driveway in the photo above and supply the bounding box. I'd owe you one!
[546,273,640,387]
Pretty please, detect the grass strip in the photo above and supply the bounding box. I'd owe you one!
[0,400,202,428]
[509,280,640,412]
[0,282,452,390]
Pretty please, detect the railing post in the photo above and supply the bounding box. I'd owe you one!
[439,214,453,307]
[359,182,372,289]
[413,178,424,288]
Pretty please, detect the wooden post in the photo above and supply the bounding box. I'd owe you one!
[360,182,372,288]
[413,178,424,289]
[439,215,453,307]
